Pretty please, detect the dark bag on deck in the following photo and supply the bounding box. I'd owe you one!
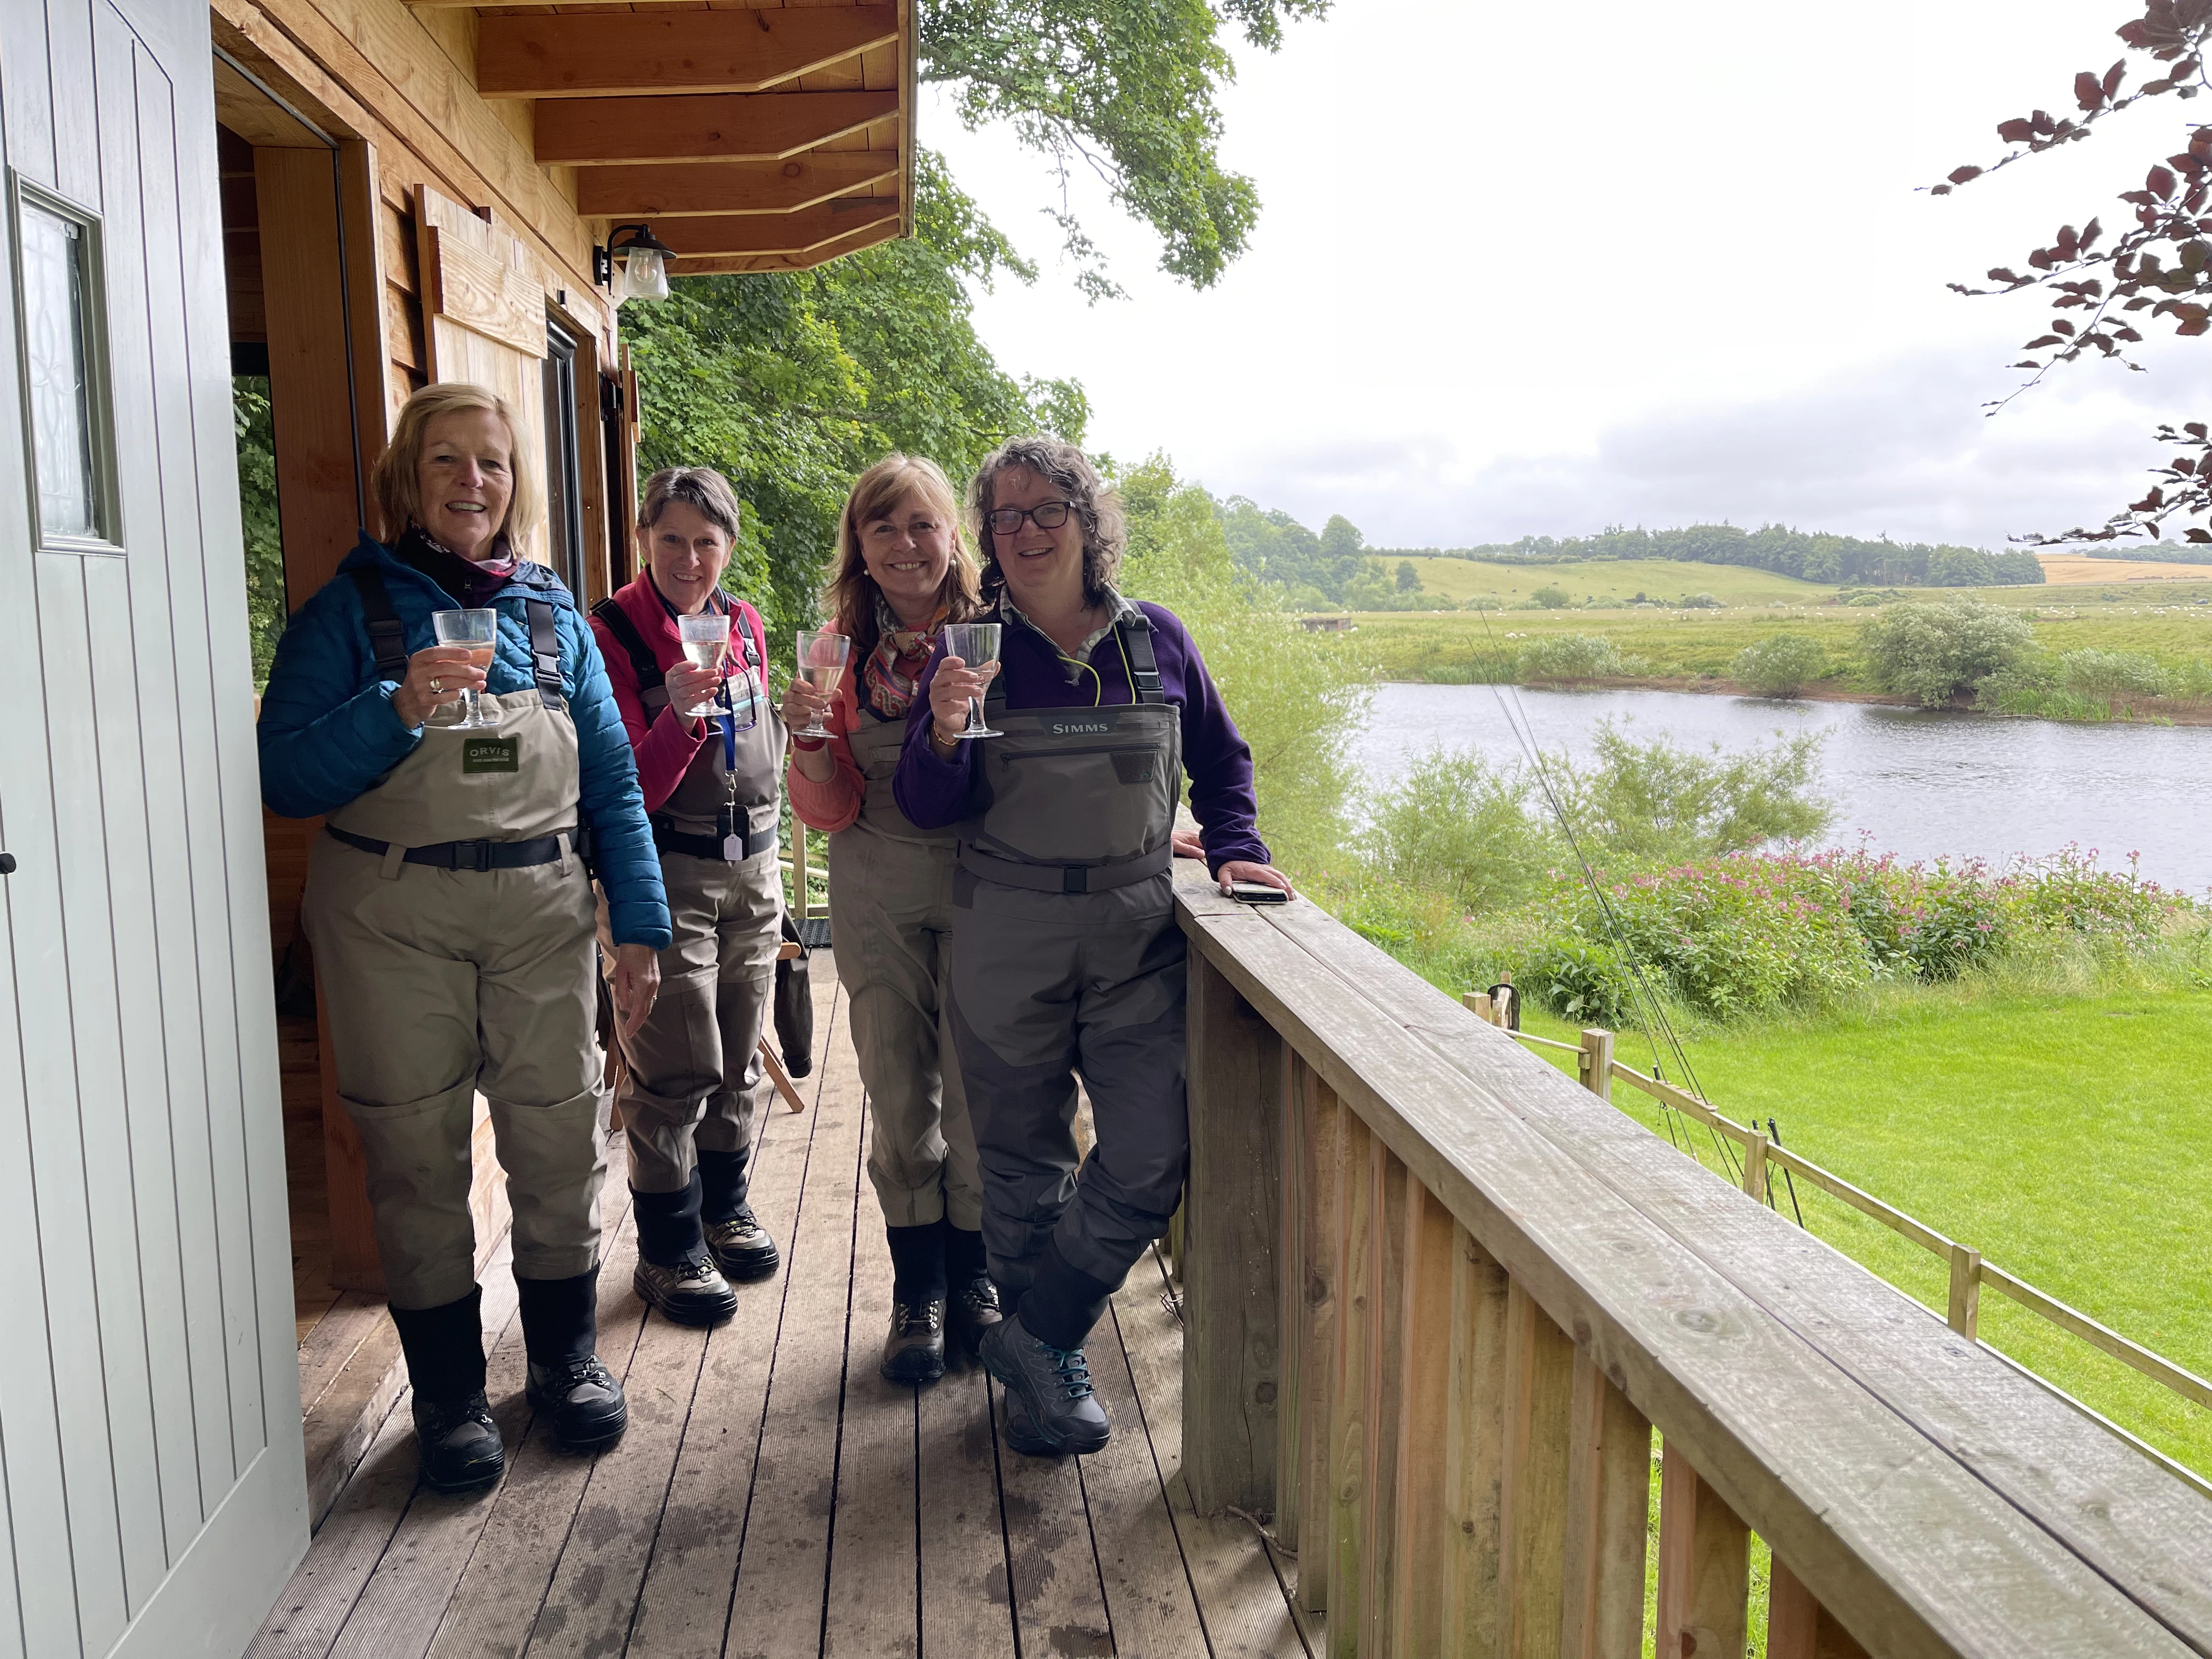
[774,910,814,1077]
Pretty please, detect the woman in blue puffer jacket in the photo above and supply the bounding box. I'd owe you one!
[258,382,669,1494]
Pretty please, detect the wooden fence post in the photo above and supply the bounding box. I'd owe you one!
[1947,1244,1983,1341]
[1290,1070,1345,1615]
[1560,1348,1652,1659]
[1579,1028,1614,1103]
[1463,990,1494,1023]
[1327,1109,1375,1655]
[1741,1130,1769,1205]
[1441,1228,1511,1656]
[1184,944,1283,1517]
[1656,1441,1750,1659]
[1499,1280,1577,1655]
[1358,1142,1409,1653]
[1390,1180,1458,1654]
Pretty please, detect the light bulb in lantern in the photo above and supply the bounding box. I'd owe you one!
[621,244,669,302]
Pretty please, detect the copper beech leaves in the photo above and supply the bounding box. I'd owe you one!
[1939,1,2212,543]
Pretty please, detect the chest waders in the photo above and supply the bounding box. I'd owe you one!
[945,609,1192,1362]
[591,598,787,1278]
[302,566,611,1411]
[832,690,985,1266]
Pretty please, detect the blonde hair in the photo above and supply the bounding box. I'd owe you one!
[371,382,541,550]
[639,465,743,543]
[968,435,1124,606]
[825,454,983,664]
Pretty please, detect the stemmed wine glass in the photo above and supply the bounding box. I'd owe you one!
[794,631,851,739]
[432,608,499,730]
[678,612,731,719]
[943,622,1002,739]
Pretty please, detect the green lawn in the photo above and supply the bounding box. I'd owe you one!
[1510,988,2212,1480]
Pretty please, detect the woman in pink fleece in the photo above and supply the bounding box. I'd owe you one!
[781,454,995,1387]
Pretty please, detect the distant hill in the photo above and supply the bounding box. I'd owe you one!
[1365,524,2045,589]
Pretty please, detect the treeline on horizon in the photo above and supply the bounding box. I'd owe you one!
[1367,523,2046,589]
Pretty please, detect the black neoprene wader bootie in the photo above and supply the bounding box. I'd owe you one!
[392,1284,504,1493]
[517,1267,628,1448]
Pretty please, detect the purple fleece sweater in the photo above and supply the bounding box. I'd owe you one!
[894,600,1270,875]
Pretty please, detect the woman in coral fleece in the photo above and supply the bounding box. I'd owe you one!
[780,454,997,1386]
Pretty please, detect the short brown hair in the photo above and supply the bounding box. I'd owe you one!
[639,466,743,544]
[371,382,541,549]
[825,454,983,664]
[967,435,1125,606]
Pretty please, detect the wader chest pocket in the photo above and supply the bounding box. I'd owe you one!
[462,737,520,775]
[1110,751,1154,785]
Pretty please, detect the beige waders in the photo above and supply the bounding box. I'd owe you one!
[830,710,982,1232]
[304,687,606,1312]
[946,610,1188,1348]
[594,607,785,1263]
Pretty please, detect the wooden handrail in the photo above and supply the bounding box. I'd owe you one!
[1173,864,2212,1657]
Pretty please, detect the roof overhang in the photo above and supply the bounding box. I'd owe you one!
[431,0,912,274]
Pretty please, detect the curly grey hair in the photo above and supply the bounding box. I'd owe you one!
[967,435,1126,607]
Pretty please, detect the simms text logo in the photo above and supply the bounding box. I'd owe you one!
[1046,718,1113,736]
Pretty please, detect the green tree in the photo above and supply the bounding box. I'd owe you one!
[1559,723,1833,866]
[923,0,1329,294]
[233,376,285,689]
[1732,634,1827,697]
[1531,584,1570,609]
[1859,597,2036,706]
[1394,558,1420,593]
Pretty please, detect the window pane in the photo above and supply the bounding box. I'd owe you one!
[21,204,97,539]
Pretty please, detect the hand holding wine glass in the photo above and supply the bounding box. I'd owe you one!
[794,631,850,740]
[940,622,1002,740]
[428,608,500,729]
[676,613,731,719]
[392,646,487,729]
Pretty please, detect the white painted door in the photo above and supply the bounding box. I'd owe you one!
[0,0,308,1653]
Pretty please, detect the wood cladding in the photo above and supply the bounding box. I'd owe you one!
[532,89,899,167]
[477,6,898,100]
[426,227,545,355]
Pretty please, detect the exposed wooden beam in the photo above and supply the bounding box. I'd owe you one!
[652,195,900,258]
[668,218,901,276]
[574,153,899,219]
[478,7,896,100]
[533,90,898,168]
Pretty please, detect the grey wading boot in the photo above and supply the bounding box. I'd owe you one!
[949,1277,1003,1358]
[413,1392,505,1493]
[634,1256,740,1327]
[979,1316,1109,1454]
[882,1299,947,1385]
[526,1357,629,1449]
[706,1205,780,1281]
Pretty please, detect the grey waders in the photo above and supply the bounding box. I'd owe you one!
[831,705,992,1379]
[951,608,1184,1452]
[593,596,785,1324]
[304,568,623,1478]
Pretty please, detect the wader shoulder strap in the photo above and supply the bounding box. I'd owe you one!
[349,567,409,681]
[1119,611,1165,705]
[591,597,662,692]
[526,599,563,709]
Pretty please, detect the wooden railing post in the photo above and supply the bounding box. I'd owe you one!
[1560,1350,1652,1659]
[1741,1130,1769,1204]
[1578,1028,1614,1102]
[1390,1180,1457,1652]
[1769,1558,1874,1659]
[1657,1440,1750,1659]
[1499,1281,1577,1654]
[1948,1244,1983,1341]
[1327,1108,1375,1655]
[1183,945,1283,1517]
[1358,1142,1409,1652]
[1287,1066,1344,1614]
[1441,1228,1511,1655]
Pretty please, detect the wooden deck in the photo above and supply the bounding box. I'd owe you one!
[250,957,1309,1658]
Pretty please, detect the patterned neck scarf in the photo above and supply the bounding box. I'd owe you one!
[863,592,947,719]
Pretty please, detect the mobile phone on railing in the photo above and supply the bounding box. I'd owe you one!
[1227,880,1289,905]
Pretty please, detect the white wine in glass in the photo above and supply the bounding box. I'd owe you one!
[677,612,731,719]
[942,622,1002,739]
[432,608,500,730]
[795,630,850,738]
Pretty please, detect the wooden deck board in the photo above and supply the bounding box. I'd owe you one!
[253,956,1306,1657]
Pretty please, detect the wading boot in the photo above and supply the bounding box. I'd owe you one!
[526,1356,629,1449]
[705,1204,780,1282]
[634,1255,739,1327]
[948,1276,1003,1359]
[412,1391,505,1493]
[979,1315,1110,1455]
[882,1299,947,1385]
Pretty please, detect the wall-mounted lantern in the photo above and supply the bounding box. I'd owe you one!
[594,223,675,304]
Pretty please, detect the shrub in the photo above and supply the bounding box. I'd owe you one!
[1531,585,1570,609]
[1556,721,1832,865]
[1368,749,1550,912]
[1731,633,1827,697]
[1858,597,2035,706]
[2060,648,2170,706]
[1523,635,1631,679]
[1680,592,1725,610]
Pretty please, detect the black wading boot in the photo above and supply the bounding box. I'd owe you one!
[945,1224,1002,1359]
[699,1147,779,1280]
[882,1221,949,1385]
[630,1173,740,1326]
[517,1267,628,1449]
[979,1241,1115,1455]
[392,1285,504,1493]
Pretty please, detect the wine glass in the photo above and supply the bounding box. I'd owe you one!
[942,622,1002,739]
[794,631,850,739]
[432,608,499,730]
[678,612,731,719]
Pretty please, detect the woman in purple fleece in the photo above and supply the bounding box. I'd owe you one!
[893,435,1292,1456]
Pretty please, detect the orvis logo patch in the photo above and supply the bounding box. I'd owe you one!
[462,737,519,774]
[1045,714,1118,737]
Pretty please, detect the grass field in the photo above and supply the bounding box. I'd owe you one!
[1508,986,2212,1481]
[1346,599,2212,691]
[1371,555,1843,608]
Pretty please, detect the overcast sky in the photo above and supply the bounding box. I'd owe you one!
[928,1,2212,552]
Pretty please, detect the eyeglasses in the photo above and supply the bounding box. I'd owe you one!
[982,500,1075,537]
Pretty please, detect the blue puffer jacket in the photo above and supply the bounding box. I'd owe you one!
[258,531,672,950]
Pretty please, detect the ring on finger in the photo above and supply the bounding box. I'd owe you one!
[430,678,443,693]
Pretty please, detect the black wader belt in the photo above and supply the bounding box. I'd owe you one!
[326,824,579,870]
[651,817,778,862]
[351,566,566,708]
[957,840,1172,894]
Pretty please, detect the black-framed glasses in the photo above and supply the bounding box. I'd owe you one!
[719,669,761,733]
[983,500,1075,536]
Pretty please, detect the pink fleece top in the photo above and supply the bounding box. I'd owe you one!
[785,614,870,833]
[590,574,770,815]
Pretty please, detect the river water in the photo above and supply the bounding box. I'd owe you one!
[1355,683,2212,895]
